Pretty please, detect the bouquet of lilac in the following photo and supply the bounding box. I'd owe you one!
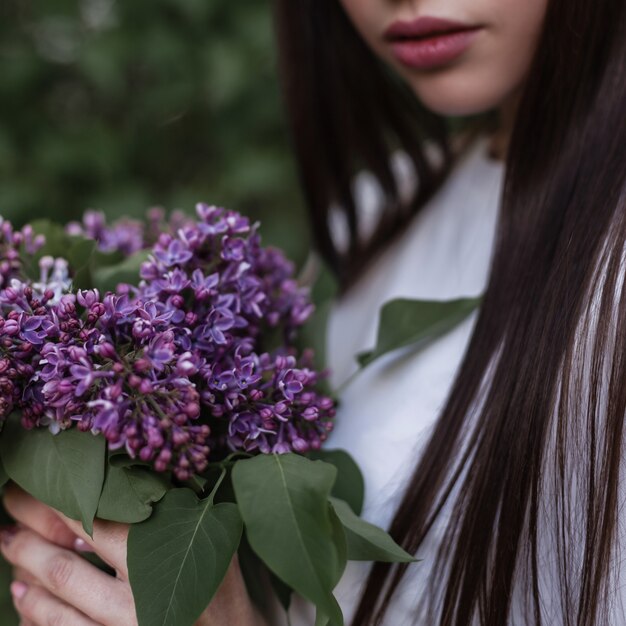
[0,206,414,626]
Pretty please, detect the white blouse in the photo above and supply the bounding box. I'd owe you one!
[285,135,506,625]
[277,138,626,626]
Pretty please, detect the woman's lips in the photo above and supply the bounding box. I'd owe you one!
[384,17,483,70]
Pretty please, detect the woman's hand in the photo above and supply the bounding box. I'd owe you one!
[0,484,266,626]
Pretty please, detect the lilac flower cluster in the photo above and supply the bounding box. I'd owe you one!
[66,207,193,257]
[0,219,47,418]
[0,219,45,289]
[0,205,335,479]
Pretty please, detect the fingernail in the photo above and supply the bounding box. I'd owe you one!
[0,527,18,547]
[10,581,27,600]
[73,537,94,553]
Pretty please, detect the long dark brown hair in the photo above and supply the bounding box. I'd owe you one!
[273,0,626,624]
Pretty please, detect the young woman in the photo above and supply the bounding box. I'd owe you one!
[2,0,625,625]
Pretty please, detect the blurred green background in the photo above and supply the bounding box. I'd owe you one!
[0,5,329,622]
[0,0,310,263]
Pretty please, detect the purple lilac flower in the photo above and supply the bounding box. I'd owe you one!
[67,211,145,256]
[0,205,336,479]
[66,208,196,257]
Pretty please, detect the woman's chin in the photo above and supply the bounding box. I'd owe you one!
[404,71,513,118]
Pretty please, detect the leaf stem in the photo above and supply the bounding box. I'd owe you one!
[207,467,227,505]
[206,451,253,471]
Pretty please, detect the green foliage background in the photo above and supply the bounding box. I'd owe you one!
[0,0,309,263]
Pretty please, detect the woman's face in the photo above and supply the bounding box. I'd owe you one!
[338,0,549,116]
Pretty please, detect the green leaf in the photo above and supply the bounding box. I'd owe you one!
[92,249,151,293]
[315,611,330,626]
[327,502,348,587]
[329,497,416,563]
[232,454,345,626]
[67,238,97,290]
[107,450,152,469]
[67,237,97,268]
[90,249,127,274]
[185,473,210,497]
[307,449,365,516]
[0,416,106,536]
[97,465,168,524]
[356,296,482,368]
[313,502,348,626]
[128,488,243,626]
[30,219,74,260]
[18,220,75,282]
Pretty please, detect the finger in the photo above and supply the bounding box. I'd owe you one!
[2,528,136,626]
[10,581,98,626]
[55,513,129,580]
[2,486,78,549]
[4,484,129,577]
[13,566,39,587]
[13,571,43,626]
